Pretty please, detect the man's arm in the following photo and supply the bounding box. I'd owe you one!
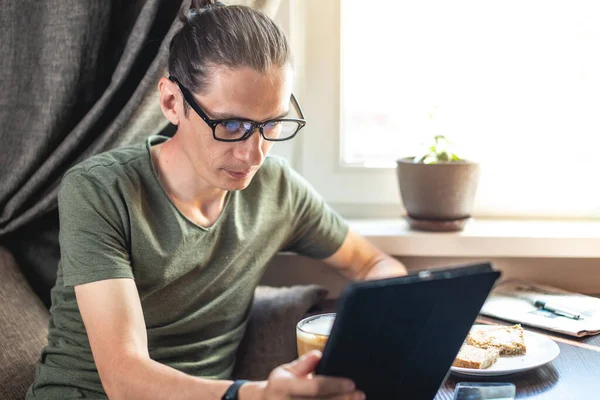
[322,229,408,281]
[74,278,236,400]
[75,278,359,400]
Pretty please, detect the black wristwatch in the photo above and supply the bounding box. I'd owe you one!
[222,380,249,400]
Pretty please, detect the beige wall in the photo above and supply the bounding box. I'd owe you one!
[260,254,600,298]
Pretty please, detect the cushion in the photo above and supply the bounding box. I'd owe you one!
[232,284,329,380]
[0,247,50,400]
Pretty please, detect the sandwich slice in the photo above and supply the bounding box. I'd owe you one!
[467,324,526,356]
[452,344,500,369]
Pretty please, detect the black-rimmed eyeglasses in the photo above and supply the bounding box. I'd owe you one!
[169,76,306,142]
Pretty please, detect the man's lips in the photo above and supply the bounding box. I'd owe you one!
[224,169,252,179]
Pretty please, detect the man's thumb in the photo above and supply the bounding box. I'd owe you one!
[285,350,321,377]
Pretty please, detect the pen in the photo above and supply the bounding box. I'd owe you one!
[534,300,581,320]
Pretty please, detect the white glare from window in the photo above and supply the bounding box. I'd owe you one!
[340,0,600,216]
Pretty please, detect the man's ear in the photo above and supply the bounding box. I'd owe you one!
[158,77,182,125]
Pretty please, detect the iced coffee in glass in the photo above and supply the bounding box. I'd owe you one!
[296,313,335,357]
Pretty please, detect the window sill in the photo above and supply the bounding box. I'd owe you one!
[347,218,600,258]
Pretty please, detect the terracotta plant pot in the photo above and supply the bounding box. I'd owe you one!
[396,157,480,224]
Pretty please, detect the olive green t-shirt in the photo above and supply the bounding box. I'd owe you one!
[27,135,348,399]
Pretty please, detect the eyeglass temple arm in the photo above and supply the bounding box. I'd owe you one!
[168,76,215,126]
[290,93,305,121]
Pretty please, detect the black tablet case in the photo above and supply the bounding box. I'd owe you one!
[315,262,501,400]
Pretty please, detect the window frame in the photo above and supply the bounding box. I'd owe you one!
[294,0,420,217]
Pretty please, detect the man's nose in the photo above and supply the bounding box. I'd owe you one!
[234,128,265,165]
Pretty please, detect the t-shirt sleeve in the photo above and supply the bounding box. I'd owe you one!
[281,161,349,259]
[58,169,134,287]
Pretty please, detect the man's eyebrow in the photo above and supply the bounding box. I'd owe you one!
[210,109,290,121]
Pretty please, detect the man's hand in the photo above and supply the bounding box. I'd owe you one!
[241,351,365,400]
[363,257,407,280]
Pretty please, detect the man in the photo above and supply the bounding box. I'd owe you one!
[27,1,407,399]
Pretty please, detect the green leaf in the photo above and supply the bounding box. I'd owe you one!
[413,135,463,163]
[423,155,437,164]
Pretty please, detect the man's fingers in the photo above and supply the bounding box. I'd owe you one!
[272,352,359,399]
[293,391,366,400]
[284,350,322,376]
[287,375,357,397]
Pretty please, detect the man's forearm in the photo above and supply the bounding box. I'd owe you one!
[322,230,408,281]
[105,355,261,400]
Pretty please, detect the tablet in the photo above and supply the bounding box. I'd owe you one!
[315,262,501,400]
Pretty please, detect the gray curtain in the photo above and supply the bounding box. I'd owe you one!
[0,0,281,306]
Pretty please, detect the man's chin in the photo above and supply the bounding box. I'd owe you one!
[219,181,249,191]
[219,172,255,191]
[232,176,254,190]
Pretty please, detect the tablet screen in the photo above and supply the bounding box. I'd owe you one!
[315,262,501,400]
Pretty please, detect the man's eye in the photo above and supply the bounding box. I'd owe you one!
[223,120,244,133]
[264,121,281,129]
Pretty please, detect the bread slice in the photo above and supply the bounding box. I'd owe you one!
[453,344,500,369]
[467,324,526,355]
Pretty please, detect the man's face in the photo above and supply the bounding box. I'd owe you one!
[176,65,294,191]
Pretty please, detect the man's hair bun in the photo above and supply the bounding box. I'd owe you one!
[178,0,225,24]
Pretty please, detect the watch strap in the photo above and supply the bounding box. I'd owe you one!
[221,379,250,400]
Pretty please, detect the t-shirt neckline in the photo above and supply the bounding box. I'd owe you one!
[145,135,232,232]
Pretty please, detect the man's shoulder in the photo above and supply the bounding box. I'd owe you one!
[63,143,148,184]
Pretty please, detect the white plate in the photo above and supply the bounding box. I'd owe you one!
[450,325,560,376]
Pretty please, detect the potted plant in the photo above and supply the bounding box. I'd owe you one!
[396,135,480,232]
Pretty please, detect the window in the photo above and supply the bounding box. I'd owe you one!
[292,0,600,218]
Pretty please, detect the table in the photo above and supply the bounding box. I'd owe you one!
[313,299,600,399]
[435,315,600,399]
